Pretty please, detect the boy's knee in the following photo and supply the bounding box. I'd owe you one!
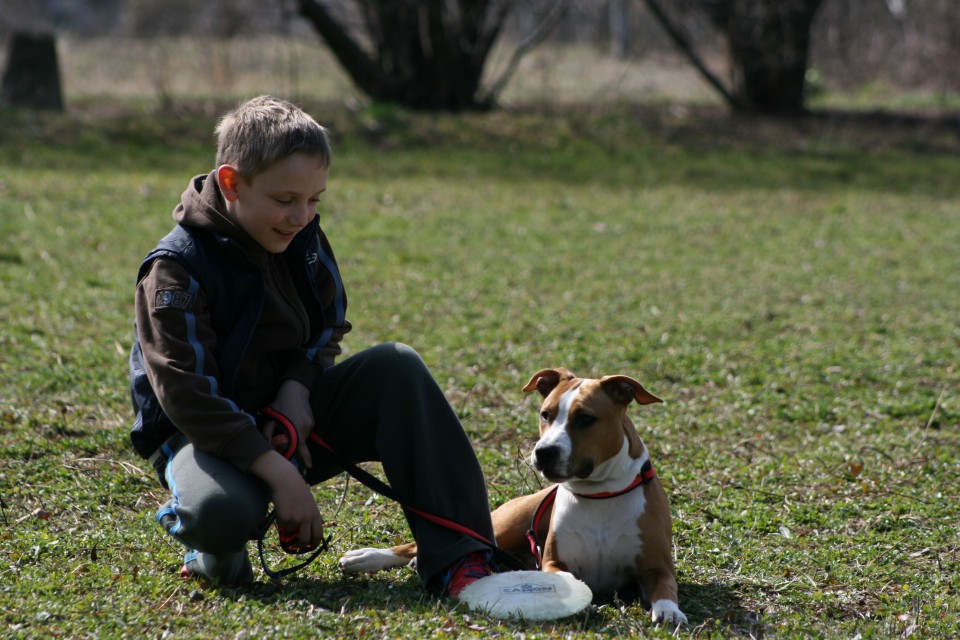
[364,342,429,378]
[187,492,264,552]
[164,481,266,553]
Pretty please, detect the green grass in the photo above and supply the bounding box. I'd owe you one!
[1,101,958,638]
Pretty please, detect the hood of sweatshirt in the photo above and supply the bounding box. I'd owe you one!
[173,172,267,263]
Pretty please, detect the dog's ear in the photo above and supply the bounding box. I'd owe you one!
[522,368,576,396]
[600,375,663,406]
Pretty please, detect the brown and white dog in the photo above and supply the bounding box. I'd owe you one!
[339,368,686,625]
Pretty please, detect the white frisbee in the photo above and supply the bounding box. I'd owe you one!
[458,570,593,621]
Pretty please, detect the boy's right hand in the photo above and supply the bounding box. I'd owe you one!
[268,380,315,469]
[250,449,325,551]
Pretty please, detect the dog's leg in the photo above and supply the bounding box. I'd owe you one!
[643,568,687,626]
[339,541,417,574]
[633,481,685,625]
[539,523,574,575]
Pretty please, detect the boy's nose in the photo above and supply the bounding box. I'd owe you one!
[290,204,313,227]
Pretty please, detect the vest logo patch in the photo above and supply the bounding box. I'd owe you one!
[155,288,194,310]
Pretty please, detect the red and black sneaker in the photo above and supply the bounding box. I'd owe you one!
[438,551,493,599]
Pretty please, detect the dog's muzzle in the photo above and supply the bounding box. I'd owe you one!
[532,444,594,481]
[532,443,561,472]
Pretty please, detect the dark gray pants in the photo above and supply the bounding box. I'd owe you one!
[157,342,494,586]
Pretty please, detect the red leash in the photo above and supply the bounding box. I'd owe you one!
[260,407,526,575]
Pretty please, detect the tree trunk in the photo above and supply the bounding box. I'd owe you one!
[1,32,64,111]
[298,0,506,111]
[708,0,824,114]
[609,0,628,60]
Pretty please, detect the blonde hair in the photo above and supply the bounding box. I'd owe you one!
[214,95,332,180]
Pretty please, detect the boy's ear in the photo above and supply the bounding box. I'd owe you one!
[217,165,241,202]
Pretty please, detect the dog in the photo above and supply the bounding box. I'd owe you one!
[339,368,686,625]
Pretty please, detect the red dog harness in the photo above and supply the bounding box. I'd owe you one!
[525,459,656,569]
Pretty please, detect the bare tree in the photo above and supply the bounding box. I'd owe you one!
[645,0,824,114]
[295,0,568,110]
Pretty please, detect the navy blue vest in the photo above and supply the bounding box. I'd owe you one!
[128,216,337,464]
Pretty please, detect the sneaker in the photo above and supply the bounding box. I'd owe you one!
[180,549,253,588]
[438,551,492,599]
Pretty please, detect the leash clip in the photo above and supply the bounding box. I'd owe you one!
[525,529,544,570]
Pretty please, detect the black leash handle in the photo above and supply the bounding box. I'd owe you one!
[257,511,332,580]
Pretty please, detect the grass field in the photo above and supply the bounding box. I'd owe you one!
[1,98,959,639]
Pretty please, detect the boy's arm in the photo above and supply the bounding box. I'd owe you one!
[136,258,272,470]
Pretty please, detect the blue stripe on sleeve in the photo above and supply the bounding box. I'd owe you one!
[183,277,254,426]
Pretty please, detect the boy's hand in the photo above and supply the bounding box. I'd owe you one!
[251,449,325,552]
[266,379,315,469]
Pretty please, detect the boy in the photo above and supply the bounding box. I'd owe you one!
[129,95,493,596]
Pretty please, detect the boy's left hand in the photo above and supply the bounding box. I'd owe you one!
[265,379,315,469]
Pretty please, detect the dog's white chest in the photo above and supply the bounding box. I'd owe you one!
[551,487,646,594]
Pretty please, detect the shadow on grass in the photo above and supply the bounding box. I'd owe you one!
[3,102,959,199]
[223,572,432,613]
[678,580,764,635]
[215,572,766,635]
[333,103,960,198]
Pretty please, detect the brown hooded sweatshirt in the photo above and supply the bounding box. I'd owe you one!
[134,172,350,470]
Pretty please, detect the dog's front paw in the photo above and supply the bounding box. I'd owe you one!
[651,599,687,626]
[339,548,409,574]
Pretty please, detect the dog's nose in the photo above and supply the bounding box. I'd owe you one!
[532,444,561,471]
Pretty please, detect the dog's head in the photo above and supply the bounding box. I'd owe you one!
[523,368,662,483]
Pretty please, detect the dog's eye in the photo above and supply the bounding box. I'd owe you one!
[575,414,597,428]
[540,411,550,422]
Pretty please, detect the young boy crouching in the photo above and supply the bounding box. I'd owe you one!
[129,95,493,596]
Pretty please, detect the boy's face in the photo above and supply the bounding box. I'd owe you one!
[218,152,329,254]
